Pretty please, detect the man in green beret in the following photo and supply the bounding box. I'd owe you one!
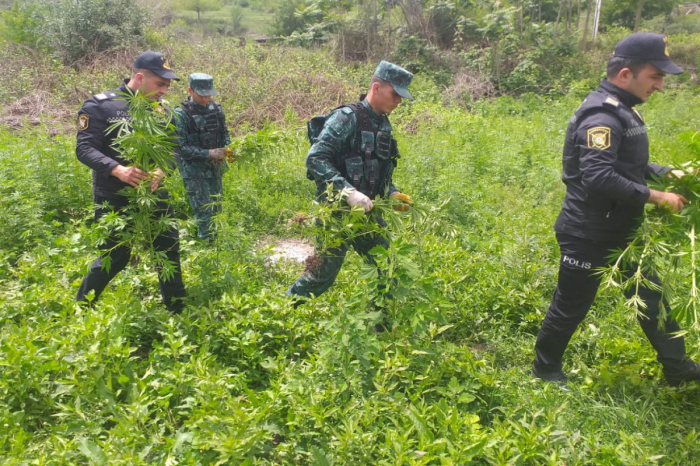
[175,73,231,240]
[287,61,414,328]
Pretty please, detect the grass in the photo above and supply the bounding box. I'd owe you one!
[1,40,700,464]
[174,2,276,36]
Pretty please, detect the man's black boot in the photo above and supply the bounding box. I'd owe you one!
[532,361,568,385]
[664,361,700,387]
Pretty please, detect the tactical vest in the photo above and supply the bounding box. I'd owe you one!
[555,85,652,242]
[180,100,227,149]
[308,102,400,199]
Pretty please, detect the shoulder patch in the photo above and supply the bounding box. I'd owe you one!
[604,97,619,107]
[77,114,89,131]
[587,126,611,150]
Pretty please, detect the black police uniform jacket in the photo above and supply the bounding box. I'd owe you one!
[554,80,670,243]
[76,79,178,199]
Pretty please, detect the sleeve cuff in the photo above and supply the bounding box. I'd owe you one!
[100,161,121,181]
[647,163,671,179]
[630,184,650,206]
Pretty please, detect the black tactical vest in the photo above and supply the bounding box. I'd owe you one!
[555,83,653,242]
[180,100,227,150]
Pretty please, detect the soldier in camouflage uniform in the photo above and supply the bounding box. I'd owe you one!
[175,73,231,240]
[287,61,414,310]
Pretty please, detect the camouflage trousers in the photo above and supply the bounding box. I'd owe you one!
[183,176,223,240]
[287,226,390,299]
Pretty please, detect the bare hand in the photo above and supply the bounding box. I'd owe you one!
[150,168,165,192]
[209,148,225,161]
[648,189,688,213]
[111,165,148,187]
[669,169,686,179]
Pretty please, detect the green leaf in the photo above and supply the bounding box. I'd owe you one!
[310,446,332,466]
[78,438,107,465]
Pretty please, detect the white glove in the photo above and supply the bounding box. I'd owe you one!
[345,188,373,212]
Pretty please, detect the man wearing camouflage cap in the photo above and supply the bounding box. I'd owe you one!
[287,61,414,330]
[532,33,700,387]
[175,73,231,240]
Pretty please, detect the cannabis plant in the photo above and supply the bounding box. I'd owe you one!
[94,91,181,281]
[600,130,700,329]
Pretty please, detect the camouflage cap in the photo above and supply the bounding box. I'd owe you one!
[374,61,414,100]
[188,73,218,96]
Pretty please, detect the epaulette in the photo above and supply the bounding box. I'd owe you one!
[94,91,118,101]
[603,96,620,108]
[340,107,354,114]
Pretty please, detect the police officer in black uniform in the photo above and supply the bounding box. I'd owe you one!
[532,33,700,386]
[75,51,187,313]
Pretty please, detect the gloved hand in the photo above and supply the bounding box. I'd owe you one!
[345,188,373,212]
[225,148,236,163]
[391,192,412,211]
[209,148,225,161]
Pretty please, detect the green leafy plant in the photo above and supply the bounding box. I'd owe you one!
[600,130,700,329]
[2,0,147,63]
[94,91,182,280]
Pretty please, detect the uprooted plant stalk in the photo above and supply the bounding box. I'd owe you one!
[599,130,700,329]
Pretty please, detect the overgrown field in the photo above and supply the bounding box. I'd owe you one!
[2,44,700,464]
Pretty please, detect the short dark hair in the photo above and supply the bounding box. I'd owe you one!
[131,68,155,79]
[369,75,389,89]
[606,57,647,79]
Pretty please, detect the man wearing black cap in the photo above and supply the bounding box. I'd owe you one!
[531,33,700,386]
[75,51,187,313]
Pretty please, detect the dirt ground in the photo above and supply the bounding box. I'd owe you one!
[264,238,314,264]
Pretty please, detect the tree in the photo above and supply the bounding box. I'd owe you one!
[580,0,594,49]
[600,0,678,30]
[179,0,222,23]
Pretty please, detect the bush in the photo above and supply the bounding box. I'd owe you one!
[272,0,313,36]
[2,0,148,64]
[2,1,43,48]
[600,0,677,30]
[667,32,700,74]
[663,13,700,35]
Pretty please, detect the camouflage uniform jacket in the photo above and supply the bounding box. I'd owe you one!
[175,98,231,179]
[306,99,399,200]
